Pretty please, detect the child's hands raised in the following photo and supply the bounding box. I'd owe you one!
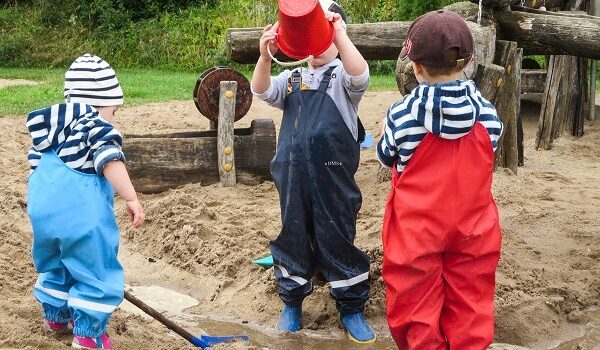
[259,23,279,61]
[325,11,346,34]
[126,199,144,228]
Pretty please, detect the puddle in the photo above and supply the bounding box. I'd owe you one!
[552,308,600,350]
[119,285,396,349]
[120,286,600,350]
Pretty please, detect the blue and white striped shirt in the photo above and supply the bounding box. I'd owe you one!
[377,80,503,174]
[27,103,125,175]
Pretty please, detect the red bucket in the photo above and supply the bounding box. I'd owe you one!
[276,0,335,60]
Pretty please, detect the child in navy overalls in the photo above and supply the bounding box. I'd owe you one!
[251,2,375,343]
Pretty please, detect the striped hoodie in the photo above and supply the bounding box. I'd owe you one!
[377,80,503,174]
[26,103,125,175]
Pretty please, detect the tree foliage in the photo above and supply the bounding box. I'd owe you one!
[0,0,461,70]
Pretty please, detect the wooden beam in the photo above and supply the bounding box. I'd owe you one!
[494,8,600,59]
[124,119,276,193]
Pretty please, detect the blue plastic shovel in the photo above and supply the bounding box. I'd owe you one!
[124,291,249,348]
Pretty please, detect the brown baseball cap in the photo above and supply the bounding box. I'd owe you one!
[400,10,473,69]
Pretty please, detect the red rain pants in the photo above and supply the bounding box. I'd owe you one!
[382,123,502,350]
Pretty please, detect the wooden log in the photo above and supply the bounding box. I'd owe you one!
[123,118,276,193]
[228,21,496,64]
[448,1,600,59]
[218,81,237,187]
[569,57,589,137]
[521,69,547,94]
[494,8,600,59]
[536,55,574,149]
[493,41,522,174]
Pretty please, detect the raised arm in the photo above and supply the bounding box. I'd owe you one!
[327,12,367,77]
[251,23,279,94]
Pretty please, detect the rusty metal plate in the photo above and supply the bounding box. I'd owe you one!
[194,67,252,122]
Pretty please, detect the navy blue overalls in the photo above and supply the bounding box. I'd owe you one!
[269,67,370,315]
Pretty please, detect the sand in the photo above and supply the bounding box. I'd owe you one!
[1,91,599,349]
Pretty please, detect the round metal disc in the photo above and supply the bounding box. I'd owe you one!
[193,67,252,122]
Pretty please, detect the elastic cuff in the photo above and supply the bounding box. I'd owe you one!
[43,311,71,324]
[73,326,105,338]
[93,145,125,175]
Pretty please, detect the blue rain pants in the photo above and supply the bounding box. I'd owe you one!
[27,150,123,338]
[269,67,371,315]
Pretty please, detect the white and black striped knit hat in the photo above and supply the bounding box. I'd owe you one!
[64,54,124,107]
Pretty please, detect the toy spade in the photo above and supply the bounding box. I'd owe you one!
[124,291,249,348]
[252,254,274,268]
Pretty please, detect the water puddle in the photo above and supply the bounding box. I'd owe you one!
[119,286,600,350]
[119,285,397,349]
[552,308,600,350]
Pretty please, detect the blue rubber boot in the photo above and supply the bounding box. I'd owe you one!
[341,312,376,344]
[276,304,302,332]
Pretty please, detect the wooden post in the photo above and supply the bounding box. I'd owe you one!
[218,81,237,186]
[591,60,597,121]
[536,55,574,149]
[492,41,522,174]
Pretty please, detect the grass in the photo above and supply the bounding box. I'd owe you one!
[0,67,399,116]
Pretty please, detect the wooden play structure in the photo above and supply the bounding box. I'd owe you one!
[124,67,276,193]
[227,0,599,174]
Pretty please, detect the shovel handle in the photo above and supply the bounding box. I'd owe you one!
[124,290,194,343]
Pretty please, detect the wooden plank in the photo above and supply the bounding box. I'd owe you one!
[218,81,237,187]
[123,119,276,193]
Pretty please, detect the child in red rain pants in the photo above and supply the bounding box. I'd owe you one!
[377,10,504,350]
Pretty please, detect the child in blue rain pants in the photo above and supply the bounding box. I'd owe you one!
[26,54,144,349]
[251,1,375,344]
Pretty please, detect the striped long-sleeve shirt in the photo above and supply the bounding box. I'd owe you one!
[377,80,503,174]
[27,103,125,175]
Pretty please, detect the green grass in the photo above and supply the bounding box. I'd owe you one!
[1,68,398,116]
[0,68,202,116]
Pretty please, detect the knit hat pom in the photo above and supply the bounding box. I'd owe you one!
[64,54,123,107]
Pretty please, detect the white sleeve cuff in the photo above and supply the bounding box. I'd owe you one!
[251,81,276,101]
[346,64,370,89]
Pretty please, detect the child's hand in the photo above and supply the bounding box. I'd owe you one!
[325,11,346,34]
[126,199,144,228]
[259,23,279,61]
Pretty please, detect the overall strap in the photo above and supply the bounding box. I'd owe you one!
[291,70,302,93]
[318,66,337,92]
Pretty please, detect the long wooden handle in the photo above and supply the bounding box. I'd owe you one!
[124,290,194,343]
